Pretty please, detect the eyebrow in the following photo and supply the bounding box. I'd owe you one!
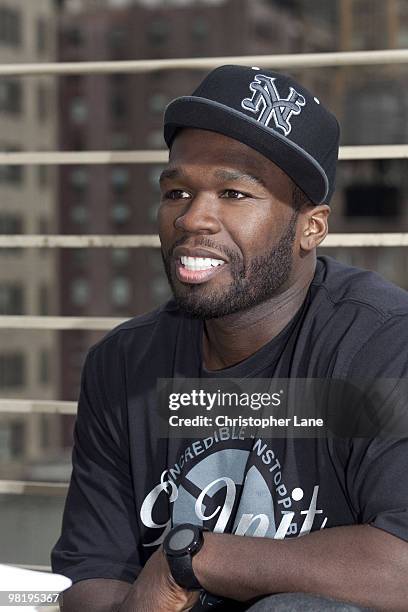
[159,168,182,183]
[213,169,266,189]
[159,167,266,189]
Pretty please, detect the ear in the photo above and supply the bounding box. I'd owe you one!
[299,205,330,251]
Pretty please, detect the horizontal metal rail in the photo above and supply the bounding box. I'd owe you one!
[1,49,408,76]
[0,480,68,496]
[1,145,408,165]
[0,150,167,165]
[0,235,160,248]
[0,316,128,329]
[0,233,407,249]
[340,145,408,160]
[0,399,77,414]
[323,233,408,247]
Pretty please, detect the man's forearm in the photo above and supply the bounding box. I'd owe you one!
[192,525,408,611]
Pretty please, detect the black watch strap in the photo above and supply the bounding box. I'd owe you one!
[164,523,206,591]
[167,553,202,590]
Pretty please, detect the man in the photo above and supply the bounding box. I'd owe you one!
[51,66,408,611]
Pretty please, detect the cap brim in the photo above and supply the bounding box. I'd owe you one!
[164,96,329,205]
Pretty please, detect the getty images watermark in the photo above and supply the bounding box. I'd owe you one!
[166,387,316,430]
[156,378,408,439]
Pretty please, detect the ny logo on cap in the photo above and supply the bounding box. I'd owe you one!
[241,74,306,136]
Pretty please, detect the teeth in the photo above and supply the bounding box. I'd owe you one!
[180,256,225,270]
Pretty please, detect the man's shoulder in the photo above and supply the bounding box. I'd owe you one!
[314,255,408,320]
[309,256,408,376]
[87,299,183,357]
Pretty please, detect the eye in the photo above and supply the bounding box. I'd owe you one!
[221,189,248,199]
[162,189,191,201]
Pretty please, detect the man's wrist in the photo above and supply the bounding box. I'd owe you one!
[191,531,217,592]
[191,531,269,602]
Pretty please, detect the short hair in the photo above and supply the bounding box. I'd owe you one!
[292,183,312,211]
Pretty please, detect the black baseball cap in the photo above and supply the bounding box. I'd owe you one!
[163,65,340,204]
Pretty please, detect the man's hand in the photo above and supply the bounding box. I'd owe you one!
[119,546,200,612]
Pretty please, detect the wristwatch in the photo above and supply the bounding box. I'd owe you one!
[163,523,206,590]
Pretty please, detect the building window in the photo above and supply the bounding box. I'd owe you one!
[40,414,50,449]
[0,145,24,185]
[69,97,88,124]
[70,167,88,191]
[147,129,165,149]
[345,184,401,218]
[0,7,22,47]
[70,249,89,268]
[0,80,22,114]
[111,203,130,224]
[70,278,89,306]
[110,95,127,120]
[39,284,49,315]
[0,214,23,256]
[147,20,169,45]
[37,165,49,188]
[107,27,128,50]
[37,17,47,53]
[72,249,88,266]
[344,85,399,146]
[39,349,50,384]
[65,74,82,89]
[0,353,25,388]
[0,164,23,184]
[111,167,129,191]
[38,216,49,234]
[0,214,23,234]
[0,284,24,314]
[10,421,25,456]
[109,73,126,87]
[192,17,209,40]
[149,93,168,114]
[37,83,49,122]
[64,26,83,47]
[111,277,131,306]
[70,204,88,226]
[111,131,129,150]
[69,348,86,369]
[0,424,12,460]
[112,248,130,266]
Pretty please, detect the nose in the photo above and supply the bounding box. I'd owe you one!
[174,192,222,235]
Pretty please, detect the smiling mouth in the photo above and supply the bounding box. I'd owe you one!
[175,256,227,284]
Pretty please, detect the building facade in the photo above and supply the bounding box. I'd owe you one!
[0,0,60,478]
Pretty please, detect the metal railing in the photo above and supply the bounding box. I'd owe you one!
[1,48,408,76]
[0,480,68,496]
[0,144,408,166]
[0,399,76,415]
[0,233,407,251]
[1,49,408,577]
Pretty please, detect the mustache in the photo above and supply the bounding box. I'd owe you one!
[166,236,238,262]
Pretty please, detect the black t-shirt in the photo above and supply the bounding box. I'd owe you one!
[51,255,408,601]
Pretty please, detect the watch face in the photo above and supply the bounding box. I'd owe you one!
[169,527,195,551]
[165,523,203,557]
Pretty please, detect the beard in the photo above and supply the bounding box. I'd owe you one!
[161,210,299,319]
